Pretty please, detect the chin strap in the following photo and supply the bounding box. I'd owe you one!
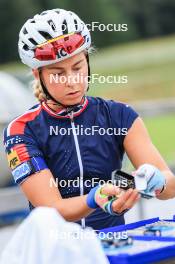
[38,53,90,108]
[86,53,91,90]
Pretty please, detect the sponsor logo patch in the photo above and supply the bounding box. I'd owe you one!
[4,136,24,148]
[12,162,31,182]
[7,149,21,170]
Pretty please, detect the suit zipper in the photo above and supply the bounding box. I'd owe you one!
[69,111,85,229]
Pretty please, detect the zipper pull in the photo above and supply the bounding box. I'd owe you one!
[68,110,74,122]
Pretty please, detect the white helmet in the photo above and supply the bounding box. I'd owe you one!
[18,9,91,69]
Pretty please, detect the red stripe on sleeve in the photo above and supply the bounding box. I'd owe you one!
[9,106,41,136]
[13,144,30,163]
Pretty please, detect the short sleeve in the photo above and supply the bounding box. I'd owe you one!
[120,103,139,131]
[3,123,48,185]
[109,100,139,144]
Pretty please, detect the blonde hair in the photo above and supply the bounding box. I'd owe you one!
[32,79,47,102]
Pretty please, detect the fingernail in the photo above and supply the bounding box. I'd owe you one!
[128,188,133,194]
[137,194,141,199]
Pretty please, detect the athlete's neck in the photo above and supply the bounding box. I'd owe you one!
[44,96,86,114]
[45,100,64,113]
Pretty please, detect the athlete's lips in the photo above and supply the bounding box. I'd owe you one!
[66,91,81,96]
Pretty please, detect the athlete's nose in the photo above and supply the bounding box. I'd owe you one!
[65,70,78,87]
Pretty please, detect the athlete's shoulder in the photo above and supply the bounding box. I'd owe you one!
[4,103,42,137]
[86,95,113,105]
[87,96,138,121]
[105,98,139,118]
[87,96,128,109]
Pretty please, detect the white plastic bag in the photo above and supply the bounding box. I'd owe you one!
[0,207,109,264]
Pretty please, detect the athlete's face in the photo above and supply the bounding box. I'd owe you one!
[33,52,89,106]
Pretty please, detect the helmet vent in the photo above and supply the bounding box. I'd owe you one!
[74,19,78,31]
[38,31,52,40]
[62,19,68,34]
[23,44,29,51]
[48,20,56,31]
[40,11,48,16]
[29,38,38,46]
[23,28,28,35]
[54,10,60,14]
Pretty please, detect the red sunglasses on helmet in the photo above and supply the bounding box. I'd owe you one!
[34,32,85,61]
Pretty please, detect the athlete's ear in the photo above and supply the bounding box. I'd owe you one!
[32,69,40,80]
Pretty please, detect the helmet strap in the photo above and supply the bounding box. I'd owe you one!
[86,53,91,91]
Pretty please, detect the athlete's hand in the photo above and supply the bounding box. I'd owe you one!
[101,185,140,215]
[133,164,166,196]
[86,184,140,215]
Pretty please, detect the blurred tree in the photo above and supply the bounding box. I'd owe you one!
[68,0,138,47]
[0,0,174,64]
[117,0,175,38]
[36,0,70,10]
[0,0,41,63]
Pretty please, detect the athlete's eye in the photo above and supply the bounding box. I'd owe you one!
[52,72,64,76]
[73,67,81,72]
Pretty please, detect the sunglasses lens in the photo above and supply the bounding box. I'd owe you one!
[35,43,56,61]
[63,34,85,54]
[34,33,85,61]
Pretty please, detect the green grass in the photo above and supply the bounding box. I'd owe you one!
[0,61,27,73]
[88,34,175,102]
[143,113,175,163]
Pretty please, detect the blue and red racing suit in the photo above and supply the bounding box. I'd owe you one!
[3,96,138,230]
